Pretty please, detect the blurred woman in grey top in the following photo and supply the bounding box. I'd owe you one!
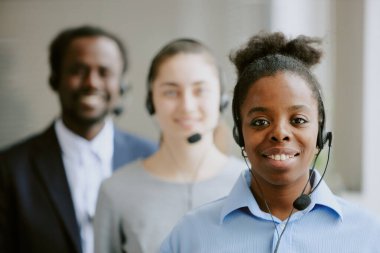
[94,38,245,253]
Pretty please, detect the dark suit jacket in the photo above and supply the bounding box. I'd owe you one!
[0,124,157,253]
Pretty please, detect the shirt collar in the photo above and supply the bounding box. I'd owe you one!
[309,170,343,220]
[220,170,262,224]
[54,117,114,163]
[220,169,343,224]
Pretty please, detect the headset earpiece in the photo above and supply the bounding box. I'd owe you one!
[119,81,131,96]
[113,81,130,116]
[218,68,229,112]
[145,90,155,115]
[232,125,244,147]
[316,96,328,150]
[119,82,126,95]
[219,92,229,112]
[316,124,324,150]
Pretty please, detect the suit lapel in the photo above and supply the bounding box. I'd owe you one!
[32,125,82,253]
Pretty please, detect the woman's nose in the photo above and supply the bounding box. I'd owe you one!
[270,121,290,143]
[180,91,197,112]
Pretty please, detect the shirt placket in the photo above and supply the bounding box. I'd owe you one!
[271,220,294,253]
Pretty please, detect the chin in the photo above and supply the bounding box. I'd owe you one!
[74,110,108,126]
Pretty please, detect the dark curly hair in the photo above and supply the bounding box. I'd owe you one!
[230,32,324,147]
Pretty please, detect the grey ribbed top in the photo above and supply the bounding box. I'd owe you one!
[94,156,245,253]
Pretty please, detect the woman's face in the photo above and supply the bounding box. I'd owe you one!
[152,53,221,142]
[240,71,319,188]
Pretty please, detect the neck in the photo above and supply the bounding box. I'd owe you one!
[162,137,211,178]
[61,115,106,140]
[144,134,227,182]
[250,172,311,221]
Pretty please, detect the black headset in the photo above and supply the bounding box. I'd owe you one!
[232,94,328,150]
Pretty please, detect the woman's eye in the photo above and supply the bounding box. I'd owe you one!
[163,90,178,97]
[250,119,269,127]
[194,87,210,97]
[292,117,308,125]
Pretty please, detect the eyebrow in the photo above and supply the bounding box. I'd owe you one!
[247,107,268,116]
[247,105,311,116]
[193,81,207,85]
[289,105,312,112]
[158,82,179,88]
[158,80,207,88]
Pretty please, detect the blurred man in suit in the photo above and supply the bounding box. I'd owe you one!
[0,25,157,253]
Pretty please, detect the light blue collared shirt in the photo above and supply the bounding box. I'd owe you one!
[161,170,380,253]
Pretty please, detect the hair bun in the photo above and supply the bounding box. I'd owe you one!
[230,32,322,76]
[282,35,322,67]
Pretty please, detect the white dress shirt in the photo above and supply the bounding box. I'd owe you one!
[55,118,114,253]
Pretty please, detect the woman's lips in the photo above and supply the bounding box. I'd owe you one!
[261,147,300,161]
[175,117,200,129]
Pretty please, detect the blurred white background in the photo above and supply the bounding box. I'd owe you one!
[0,0,379,217]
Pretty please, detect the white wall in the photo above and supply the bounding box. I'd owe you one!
[361,0,380,215]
